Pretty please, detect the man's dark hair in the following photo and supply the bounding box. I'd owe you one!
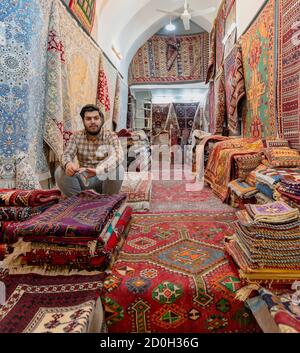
[80,104,104,120]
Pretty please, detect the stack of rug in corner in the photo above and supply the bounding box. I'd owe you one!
[0,189,62,259]
[275,174,300,211]
[225,201,300,284]
[2,190,132,275]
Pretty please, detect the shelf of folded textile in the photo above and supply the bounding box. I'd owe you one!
[245,286,300,333]
[1,190,132,275]
[0,267,107,333]
[225,201,300,286]
[0,189,62,246]
[120,171,152,211]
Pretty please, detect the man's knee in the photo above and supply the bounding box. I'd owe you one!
[54,167,82,197]
[54,166,64,183]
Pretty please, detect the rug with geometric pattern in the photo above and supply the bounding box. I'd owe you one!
[102,212,261,333]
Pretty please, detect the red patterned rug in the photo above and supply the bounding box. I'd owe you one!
[0,270,105,333]
[150,180,234,212]
[102,212,261,333]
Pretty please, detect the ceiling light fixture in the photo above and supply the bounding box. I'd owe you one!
[165,18,176,31]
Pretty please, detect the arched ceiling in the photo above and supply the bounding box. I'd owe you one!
[95,0,221,79]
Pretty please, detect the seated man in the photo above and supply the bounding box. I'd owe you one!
[55,104,124,197]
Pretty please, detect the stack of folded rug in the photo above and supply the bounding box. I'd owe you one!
[276,174,300,210]
[0,269,106,333]
[225,201,300,283]
[2,191,132,275]
[0,189,62,245]
[255,168,282,201]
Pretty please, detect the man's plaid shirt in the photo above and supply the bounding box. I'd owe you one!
[61,129,124,174]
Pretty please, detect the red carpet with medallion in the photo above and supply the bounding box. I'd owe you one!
[102,212,261,333]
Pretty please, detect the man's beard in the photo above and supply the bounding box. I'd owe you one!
[85,126,102,136]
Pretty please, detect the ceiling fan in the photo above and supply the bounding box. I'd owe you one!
[156,0,216,31]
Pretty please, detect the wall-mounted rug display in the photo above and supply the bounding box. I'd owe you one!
[63,0,96,33]
[278,0,300,151]
[0,0,53,187]
[206,23,216,83]
[44,0,100,162]
[128,33,209,85]
[224,45,245,136]
[214,66,226,135]
[224,0,237,59]
[241,0,277,139]
[215,3,226,75]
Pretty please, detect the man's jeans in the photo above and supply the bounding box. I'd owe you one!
[55,166,124,197]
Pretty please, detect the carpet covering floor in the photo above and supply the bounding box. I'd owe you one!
[102,212,261,333]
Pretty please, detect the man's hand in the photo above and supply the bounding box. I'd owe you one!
[78,168,97,178]
[65,162,78,177]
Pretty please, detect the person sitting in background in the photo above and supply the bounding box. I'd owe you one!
[55,104,124,197]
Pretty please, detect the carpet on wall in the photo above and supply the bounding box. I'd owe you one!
[101,212,261,333]
[44,0,100,162]
[278,0,300,151]
[209,81,215,134]
[241,0,277,139]
[0,0,53,187]
[224,45,246,136]
[215,2,226,75]
[224,0,237,59]
[63,0,96,33]
[206,22,216,83]
[214,66,226,135]
[152,104,171,137]
[128,33,209,85]
[173,103,200,141]
[0,270,105,333]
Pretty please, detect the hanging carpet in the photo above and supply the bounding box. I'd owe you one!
[241,0,277,139]
[278,0,300,151]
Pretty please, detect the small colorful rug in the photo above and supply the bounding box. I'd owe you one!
[102,212,261,333]
[0,270,105,333]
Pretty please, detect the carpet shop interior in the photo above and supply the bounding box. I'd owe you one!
[1,0,300,334]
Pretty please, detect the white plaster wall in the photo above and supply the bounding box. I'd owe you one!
[236,0,266,38]
[119,79,129,129]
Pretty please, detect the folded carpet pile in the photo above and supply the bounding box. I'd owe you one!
[225,201,300,283]
[2,191,132,275]
[0,269,106,333]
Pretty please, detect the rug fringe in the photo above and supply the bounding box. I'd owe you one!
[2,239,31,267]
[4,259,103,277]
